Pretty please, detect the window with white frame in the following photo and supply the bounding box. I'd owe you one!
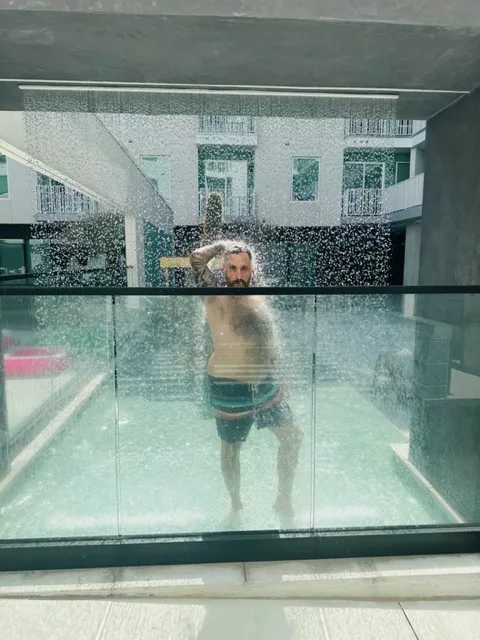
[292,158,319,201]
[0,155,8,198]
[343,161,385,190]
[140,155,171,202]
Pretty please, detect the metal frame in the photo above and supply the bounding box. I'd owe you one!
[1,527,480,572]
[2,285,480,296]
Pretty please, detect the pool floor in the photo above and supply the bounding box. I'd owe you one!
[0,385,451,540]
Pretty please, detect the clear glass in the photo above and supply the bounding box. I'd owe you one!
[114,294,315,535]
[1,291,479,545]
[314,293,480,528]
[0,295,118,539]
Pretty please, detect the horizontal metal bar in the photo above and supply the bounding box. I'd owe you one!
[9,79,468,95]
[1,285,480,297]
[0,526,479,572]
[19,84,399,100]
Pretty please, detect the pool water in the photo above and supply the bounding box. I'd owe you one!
[0,383,451,540]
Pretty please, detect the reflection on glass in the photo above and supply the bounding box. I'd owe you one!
[0,295,117,539]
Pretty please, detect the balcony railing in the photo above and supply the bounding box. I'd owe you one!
[199,189,257,222]
[343,188,384,217]
[384,173,424,215]
[345,119,426,138]
[346,119,396,137]
[198,116,256,135]
[37,184,98,216]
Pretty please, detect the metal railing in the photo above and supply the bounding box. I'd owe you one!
[198,116,256,135]
[199,189,257,221]
[37,183,98,216]
[383,173,424,215]
[345,119,426,138]
[396,119,414,136]
[343,188,384,217]
[346,119,396,137]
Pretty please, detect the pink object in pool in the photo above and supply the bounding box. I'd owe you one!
[4,347,69,378]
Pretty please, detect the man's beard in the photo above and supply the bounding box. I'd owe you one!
[226,277,251,288]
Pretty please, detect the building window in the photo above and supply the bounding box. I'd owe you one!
[395,161,410,184]
[343,161,385,190]
[292,158,319,201]
[140,155,171,202]
[0,155,8,198]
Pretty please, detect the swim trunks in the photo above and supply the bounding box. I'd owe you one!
[209,376,293,443]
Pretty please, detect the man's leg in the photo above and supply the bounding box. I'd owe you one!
[269,424,303,518]
[221,440,243,512]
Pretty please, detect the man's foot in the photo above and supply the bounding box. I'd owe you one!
[231,496,244,513]
[221,503,243,531]
[273,496,294,519]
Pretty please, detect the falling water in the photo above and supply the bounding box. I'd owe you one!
[0,89,440,540]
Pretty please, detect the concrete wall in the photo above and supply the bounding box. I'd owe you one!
[102,114,346,227]
[4,0,480,26]
[419,88,480,287]
[255,118,344,227]
[100,115,198,227]
[0,157,35,224]
[410,88,480,522]
[403,222,421,286]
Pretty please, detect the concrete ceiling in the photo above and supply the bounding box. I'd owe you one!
[1,3,480,118]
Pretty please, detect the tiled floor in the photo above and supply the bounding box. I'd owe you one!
[1,598,480,639]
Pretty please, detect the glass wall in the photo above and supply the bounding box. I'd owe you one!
[0,290,479,550]
[0,294,117,538]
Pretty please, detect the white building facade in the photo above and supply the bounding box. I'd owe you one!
[0,114,426,285]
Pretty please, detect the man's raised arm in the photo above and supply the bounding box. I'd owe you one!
[189,241,230,286]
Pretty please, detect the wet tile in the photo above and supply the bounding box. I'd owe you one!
[321,601,416,640]
[100,599,255,640]
[0,599,109,640]
[402,600,480,640]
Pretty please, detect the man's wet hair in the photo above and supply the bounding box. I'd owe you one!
[224,244,253,261]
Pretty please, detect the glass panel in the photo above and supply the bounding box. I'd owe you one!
[0,240,25,277]
[0,295,118,539]
[314,293,480,528]
[0,290,479,549]
[115,294,314,535]
[292,158,319,201]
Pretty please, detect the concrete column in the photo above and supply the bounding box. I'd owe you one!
[403,221,422,316]
[124,215,145,288]
[409,147,425,178]
[410,87,480,521]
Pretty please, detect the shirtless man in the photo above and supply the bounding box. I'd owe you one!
[190,240,303,518]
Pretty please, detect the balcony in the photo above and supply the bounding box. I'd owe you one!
[37,183,99,219]
[342,188,384,219]
[384,173,424,219]
[198,188,257,222]
[197,116,257,146]
[345,119,427,146]
[346,119,396,138]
